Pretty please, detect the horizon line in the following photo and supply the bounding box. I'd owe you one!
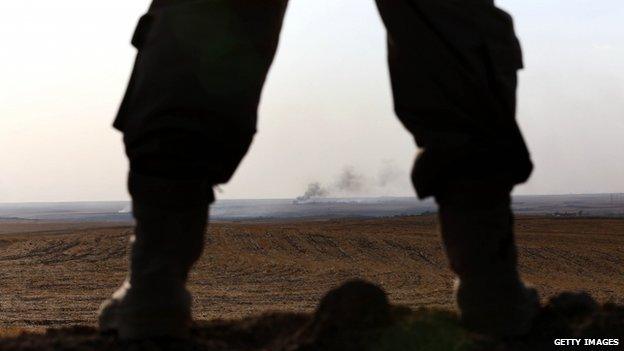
[1,192,624,205]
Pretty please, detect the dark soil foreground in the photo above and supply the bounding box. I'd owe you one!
[1,281,622,351]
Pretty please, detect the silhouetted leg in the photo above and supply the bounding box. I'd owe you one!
[375,0,538,336]
[100,0,287,339]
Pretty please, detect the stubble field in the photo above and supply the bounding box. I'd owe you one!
[0,215,622,330]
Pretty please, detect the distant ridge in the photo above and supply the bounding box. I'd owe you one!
[0,194,623,222]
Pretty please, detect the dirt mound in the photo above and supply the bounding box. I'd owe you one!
[1,281,621,351]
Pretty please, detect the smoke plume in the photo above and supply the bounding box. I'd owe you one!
[295,161,406,202]
[336,167,365,192]
[296,182,329,202]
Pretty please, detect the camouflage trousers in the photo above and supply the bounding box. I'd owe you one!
[114,0,532,199]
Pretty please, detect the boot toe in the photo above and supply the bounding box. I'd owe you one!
[98,287,193,340]
[460,285,540,337]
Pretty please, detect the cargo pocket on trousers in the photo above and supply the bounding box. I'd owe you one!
[483,37,524,117]
[485,37,524,74]
[131,14,154,49]
[114,14,154,132]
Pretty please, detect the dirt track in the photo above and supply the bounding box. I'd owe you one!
[1,215,623,329]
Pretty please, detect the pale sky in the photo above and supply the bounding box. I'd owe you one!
[0,1,623,202]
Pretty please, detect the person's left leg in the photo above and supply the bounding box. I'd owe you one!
[375,0,538,336]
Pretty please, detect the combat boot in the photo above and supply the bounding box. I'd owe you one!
[436,181,539,337]
[98,173,212,340]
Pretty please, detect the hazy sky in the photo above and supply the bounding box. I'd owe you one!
[1,1,623,202]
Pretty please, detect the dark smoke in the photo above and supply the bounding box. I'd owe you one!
[296,182,329,202]
[294,162,406,202]
[336,167,365,192]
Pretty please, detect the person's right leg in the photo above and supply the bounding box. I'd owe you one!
[100,0,288,339]
[375,0,538,336]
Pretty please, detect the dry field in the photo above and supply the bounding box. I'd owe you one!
[0,215,623,330]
